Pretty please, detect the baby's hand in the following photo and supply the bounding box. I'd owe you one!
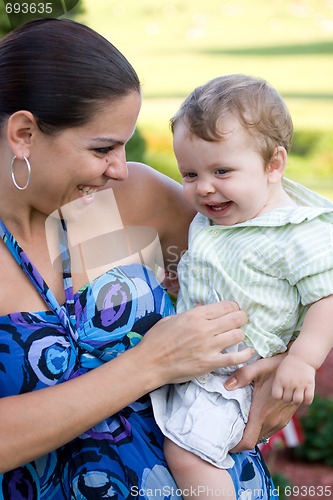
[271,353,315,405]
[161,271,180,296]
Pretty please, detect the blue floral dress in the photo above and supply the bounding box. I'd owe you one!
[0,218,278,499]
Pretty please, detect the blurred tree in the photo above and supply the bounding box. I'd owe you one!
[126,128,147,164]
[0,2,11,36]
[0,0,86,38]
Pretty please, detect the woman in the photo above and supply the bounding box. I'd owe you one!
[0,18,296,499]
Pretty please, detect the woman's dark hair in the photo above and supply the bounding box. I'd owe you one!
[0,18,141,133]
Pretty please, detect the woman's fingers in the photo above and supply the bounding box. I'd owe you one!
[193,302,248,341]
[224,355,282,390]
[186,302,249,361]
[227,354,299,452]
[231,396,298,453]
[211,309,248,336]
[139,301,250,385]
[218,346,254,368]
[196,300,244,321]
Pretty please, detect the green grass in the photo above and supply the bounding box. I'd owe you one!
[81,0,333,197]
[82,0,333,106]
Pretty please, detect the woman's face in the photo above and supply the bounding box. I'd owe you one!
[29,91,142,213]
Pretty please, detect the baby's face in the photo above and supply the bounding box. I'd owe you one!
[173,115,272,226]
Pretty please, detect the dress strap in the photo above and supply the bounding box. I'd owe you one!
[58,219,131,363]
[0,218,121,364]
[0,218,79,347]
[57,218,77,328]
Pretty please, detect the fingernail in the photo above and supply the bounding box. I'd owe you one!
[225,377,237,390]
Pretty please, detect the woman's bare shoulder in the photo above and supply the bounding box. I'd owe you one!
[127,162,180,196]
[105,162,189,221]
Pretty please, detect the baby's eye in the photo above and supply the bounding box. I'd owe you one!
[216,169,228,175]
[186,172,197,178]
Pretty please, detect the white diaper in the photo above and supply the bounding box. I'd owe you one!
[150,348,257,469]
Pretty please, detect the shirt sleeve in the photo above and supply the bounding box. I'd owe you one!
[285,219,333,305]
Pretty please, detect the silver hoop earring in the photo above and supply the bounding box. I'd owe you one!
[11,155,31,190]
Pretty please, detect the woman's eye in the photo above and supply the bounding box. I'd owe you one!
[94,147,114,155]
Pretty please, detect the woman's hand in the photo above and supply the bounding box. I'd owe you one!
[137,300,253,388]
[225,354,299,453]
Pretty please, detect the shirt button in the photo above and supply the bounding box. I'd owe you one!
[193,267,201,276]
[196,374,209,384]
[211,230,219,237]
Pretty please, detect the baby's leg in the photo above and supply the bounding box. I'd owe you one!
[164,437,236,500]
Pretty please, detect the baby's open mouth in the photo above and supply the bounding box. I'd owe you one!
[206,202,231,211]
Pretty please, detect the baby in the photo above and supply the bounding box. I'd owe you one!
[151,74,333,499]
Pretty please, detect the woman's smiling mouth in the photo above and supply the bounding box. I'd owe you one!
[77,184,100,205]
[77,184,99,197]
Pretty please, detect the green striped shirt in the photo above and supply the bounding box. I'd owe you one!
[177,178,333,358]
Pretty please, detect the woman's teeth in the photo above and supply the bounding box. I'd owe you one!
[78,185,98,196]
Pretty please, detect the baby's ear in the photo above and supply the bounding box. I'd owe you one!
[267,146,287,184]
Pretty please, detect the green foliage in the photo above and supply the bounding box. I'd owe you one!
[293,395,333,466]
[291,130,323,157]
[61,0,86,21]
[0,2,11,37]
[0,1,86,38]
[144,150,181,183]
[271,472,292,500]
[291,129,333,162]
[287,129,333,186]
[125,128,147,163]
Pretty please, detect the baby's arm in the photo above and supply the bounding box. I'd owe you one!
[272,294,333,405]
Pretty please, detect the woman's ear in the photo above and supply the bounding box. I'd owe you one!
[266,146,288,184]
[7,111,38,160]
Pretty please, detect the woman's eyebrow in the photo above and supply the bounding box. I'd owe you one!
[91,137,125,145]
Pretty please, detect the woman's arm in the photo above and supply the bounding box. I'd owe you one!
[0,300,251,473]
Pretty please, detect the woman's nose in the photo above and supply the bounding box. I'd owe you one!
[104,148,128,181]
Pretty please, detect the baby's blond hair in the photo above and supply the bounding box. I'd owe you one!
[171,74,293,165]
